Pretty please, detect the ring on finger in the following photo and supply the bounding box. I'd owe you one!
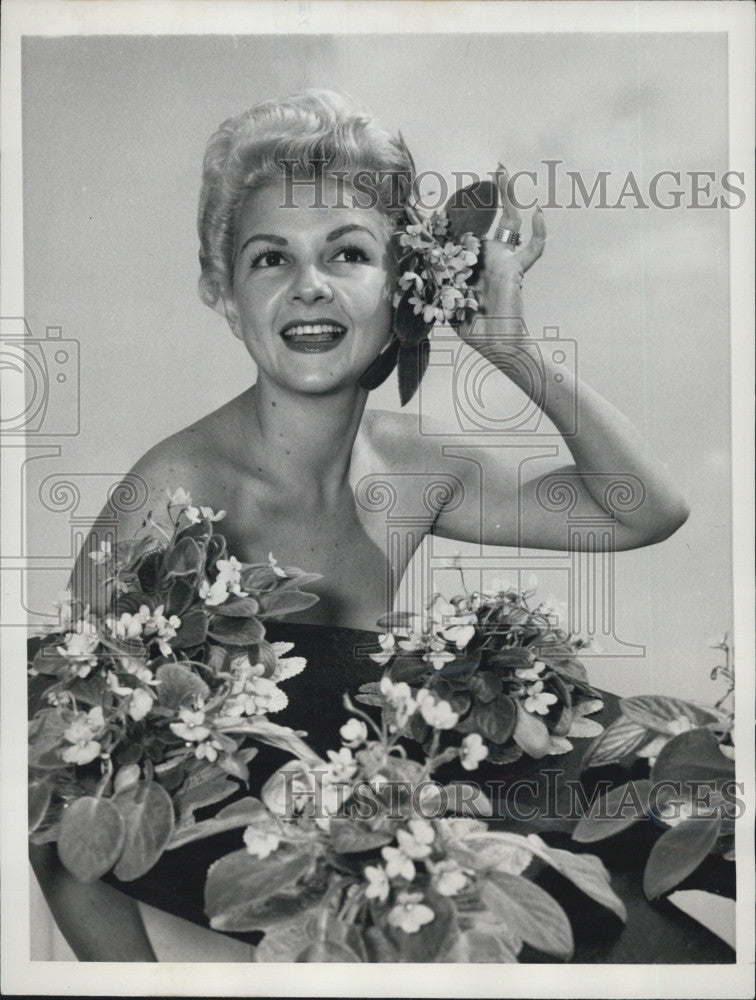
[492,227,522,247]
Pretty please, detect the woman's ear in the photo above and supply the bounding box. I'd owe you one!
[219,290,242,340]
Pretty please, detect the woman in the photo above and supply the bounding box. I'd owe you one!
[31,89,688,960]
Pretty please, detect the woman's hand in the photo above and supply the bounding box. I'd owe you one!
[459,166,546,352]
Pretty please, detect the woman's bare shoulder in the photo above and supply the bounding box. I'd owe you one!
[360,408,443,469]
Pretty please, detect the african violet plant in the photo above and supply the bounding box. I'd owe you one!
[28,490,320,884]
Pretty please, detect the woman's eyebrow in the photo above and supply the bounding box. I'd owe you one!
[326,224,377,243]
[238,233,287,257]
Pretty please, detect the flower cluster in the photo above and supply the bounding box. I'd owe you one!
[28,490,320,884]
[361,578,603,766]
[190,694,625,962]
[394,207,481,328]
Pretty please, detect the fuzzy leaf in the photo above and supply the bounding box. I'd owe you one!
[208,614,265,646]
[643,817,721,899]
[28,780,52,832]
[383,887,458,962]
[169,797,270,850]
[173,774,238,825]
[468,670,503,704]
[164,577,197,618]
[211,596,261,618]
[651,728,735,786]
[572,779,652,843]
[257,589,319,619]
[155,661,210,710]
[57,796,125,882]
[32,645,71,677]
[620,695,720,734]
[462,694,517,745]
[375,611,419,631]
[205,844,319,932]
[328,818,394,854]
[171,608,208,649]
[581,715,651,769]
[28,710,67,766]
[482,871,573,960]
[397,339,431,407]
[163,536,204,578]
[455,923,519,962]
[112,781,175,881]
[445,179,499,240]
[531,838,626,922]
[512,702,551,758]
[387,656,427,684]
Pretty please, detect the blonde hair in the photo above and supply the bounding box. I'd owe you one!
[197,89,415,308]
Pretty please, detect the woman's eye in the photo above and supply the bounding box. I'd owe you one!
[331,245,370,264]
[249,250,287,269]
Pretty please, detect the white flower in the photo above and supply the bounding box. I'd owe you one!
[325,746,358,783]
[268,552,287,578]
[215,556,247,596]
[56,620,100,675]
[523,681,558,715]
[396,819,435,859]
[88,540,112,565]
[61,706,105,765]
[199,577,229,606]
[370,632,396,666]
[170,708,211,743]
[432,859,468,897]
[460,733,489,771]
[364,864,390,902]
[387,892,435,934]
[416,690,459,730]
[166,487,192,507]
[428,596,476,650]
[227,676,288,717]
[340,718,368,747]
[381,846,416,882]
[243,827,280,859]
[194,738,223,762]
[424,648,456,671]
[379,676,417,728]
[127,687,153,722]
[515,659,546,683]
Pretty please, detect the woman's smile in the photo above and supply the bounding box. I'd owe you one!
[279,319,348,352]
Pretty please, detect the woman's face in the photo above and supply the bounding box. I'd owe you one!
[224,174,394,395]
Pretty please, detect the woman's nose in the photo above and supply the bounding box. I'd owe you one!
[287,263,334,305]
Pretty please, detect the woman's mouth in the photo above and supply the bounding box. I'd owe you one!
[279,322,347,353]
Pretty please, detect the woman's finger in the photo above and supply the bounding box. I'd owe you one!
[517,206,546,271]
[494,164,521,235]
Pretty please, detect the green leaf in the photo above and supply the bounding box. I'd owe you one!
[462,694,516,745]
[112,781,175,881]
[375,611,418,631]
[164,577,196,617]
[253,913,313,962]
[445,179,499,240]
[211,596,261,618]
[57,796,126,882]
[512,702,551,758]
[163,536,204,578]
[482,871,573,960]
[239,564,282,594]
[363,926,401,962]
[257,590,319,619]
[173,773,238,824]
[205,844,319,932]
[28,780,52,832]
[28,710,67,767]
[620,695,720,733]
[295,939,363,962]
[581,715,650,769]
[455,922,519,962]
[572,780,652,843]
[651,729,735,786]
[387,656,427,684]
[531,839,626,922]
[208,614,265,646]
[32,644,71,677]
[155,662,210,710]
[328,818,394,854]
[468,671,503,704]
[643,817,721,899]
[443,782,493,818]
[169,797,270,849]
[486,648,533,673]
[171,607,208,649]
[397,339,431,408]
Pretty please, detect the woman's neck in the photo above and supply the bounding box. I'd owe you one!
[241,378,367,492]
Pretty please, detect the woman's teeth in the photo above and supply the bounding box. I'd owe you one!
[282,323,345,340]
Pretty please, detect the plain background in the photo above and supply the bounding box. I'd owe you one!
[21,33,732,703]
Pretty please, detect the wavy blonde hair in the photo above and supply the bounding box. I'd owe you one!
[197,89,415,308]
